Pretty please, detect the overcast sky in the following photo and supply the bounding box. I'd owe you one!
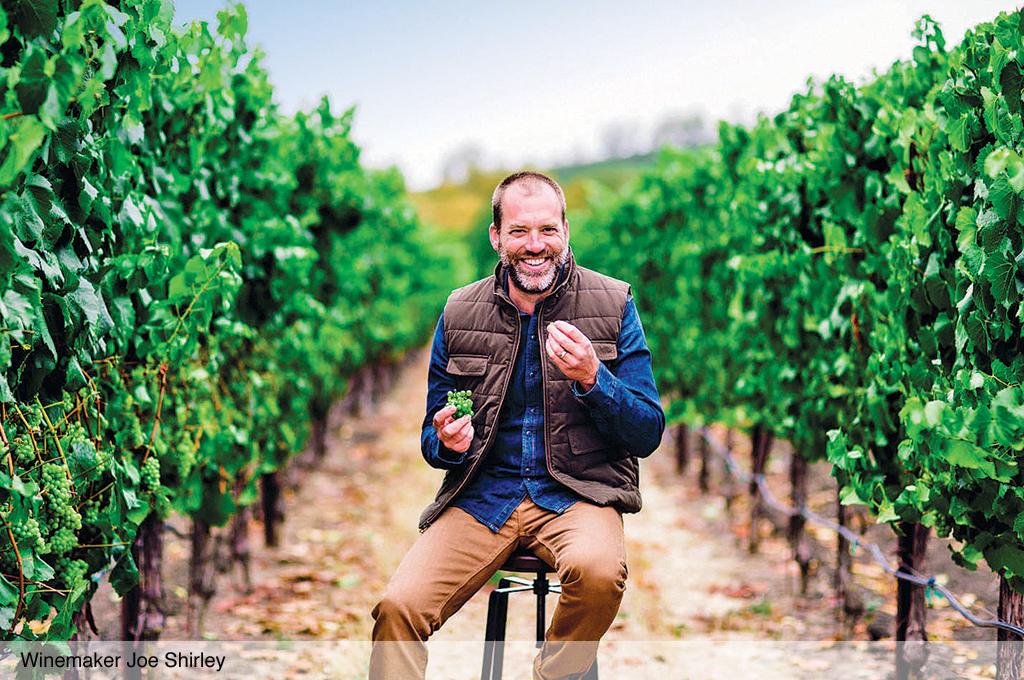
[170,0,1016,190]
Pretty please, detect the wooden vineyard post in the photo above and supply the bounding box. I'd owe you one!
[834,483,861,636]
[788,452,812,595]
[261,471,284,547]
[310,416,328,463]
[698,431,711,493]
[748,426,773,554]
[229,504,253,593]
[997,575,1024,680]
[895,522,929,680]
[188,519,215,635]
[674,423,689,475]
[121,513,165,680]
[722,429,739,513]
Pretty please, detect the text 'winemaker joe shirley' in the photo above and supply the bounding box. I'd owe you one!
[370,171,665,680]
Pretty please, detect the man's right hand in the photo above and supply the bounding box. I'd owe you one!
[433,404,475,454]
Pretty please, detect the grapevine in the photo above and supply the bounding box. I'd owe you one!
[0,0,450,642]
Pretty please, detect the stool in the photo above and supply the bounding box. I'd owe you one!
[480,548,598,680]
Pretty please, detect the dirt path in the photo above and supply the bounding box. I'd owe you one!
[91,350,1003,679]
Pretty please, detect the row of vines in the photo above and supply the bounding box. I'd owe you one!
[575,9,1024,678]
[0,0,456,641]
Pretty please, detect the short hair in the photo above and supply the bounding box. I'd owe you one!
[491,171,566,231]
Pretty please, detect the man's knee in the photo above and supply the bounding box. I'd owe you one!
[561,551,627,597]
[372,587,435,641]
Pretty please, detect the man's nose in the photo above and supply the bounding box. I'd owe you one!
[526,231,544,251]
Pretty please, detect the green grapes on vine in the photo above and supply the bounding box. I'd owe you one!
[141,456,160,491]
[446,390,474,418]
[55,557,88,589]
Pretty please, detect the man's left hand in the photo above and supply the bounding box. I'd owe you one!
[546,320,599,391]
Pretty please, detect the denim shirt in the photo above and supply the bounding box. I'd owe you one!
[420,284,664,532]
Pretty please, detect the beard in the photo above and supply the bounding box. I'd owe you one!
[499,242,570,294]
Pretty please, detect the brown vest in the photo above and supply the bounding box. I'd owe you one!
[418,254,642,531]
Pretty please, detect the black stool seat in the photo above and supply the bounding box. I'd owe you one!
[501,549,554,573]
[480,548,597,680]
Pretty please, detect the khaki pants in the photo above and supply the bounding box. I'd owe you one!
[370,498,626,680]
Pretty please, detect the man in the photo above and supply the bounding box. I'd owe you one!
[370,171,664,680]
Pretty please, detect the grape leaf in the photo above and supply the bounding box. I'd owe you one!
[982,248,1016,304]
[9,0,58,39]
[1000,60,1024,116]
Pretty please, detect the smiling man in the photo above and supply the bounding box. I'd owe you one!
[370,171,665,680]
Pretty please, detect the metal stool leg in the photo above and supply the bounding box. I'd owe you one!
[491,578,511,680]
[534,574,549,647]
[482,579,513,680]
[481,587,503,680]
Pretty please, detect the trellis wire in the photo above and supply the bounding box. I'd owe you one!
[697,426,1024,638]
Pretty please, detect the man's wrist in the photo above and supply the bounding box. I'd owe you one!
[574,368,600,396]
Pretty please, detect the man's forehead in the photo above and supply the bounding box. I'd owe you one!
[507,181,557,199]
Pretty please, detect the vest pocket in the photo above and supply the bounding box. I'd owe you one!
[592,341,617,362]
[567,424,610,455]
[446,354,488,375]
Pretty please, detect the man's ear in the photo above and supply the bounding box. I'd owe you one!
[563,220,570,243]
[489,223,500,252]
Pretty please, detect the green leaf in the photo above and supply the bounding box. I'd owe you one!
[14,47,49,116]
[9,0,59,40]
[988,543,1024,578]
[977,209,1008,251]
[0,117,47,187]
[0,576,16,605]
[991,387,1024,448]
[1000,60,1024,116]
[989,175,1019,222]
[945,439,990,469]
[948,114,972,152]
[108,546,139,596]
[982,249,1016,304]
[955,207,977,251]
[66,278,115,338]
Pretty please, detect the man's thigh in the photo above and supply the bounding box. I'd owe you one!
[523,500,626,580]
[379,506,520,633]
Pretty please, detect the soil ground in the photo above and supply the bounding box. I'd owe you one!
[89,350,1006,679]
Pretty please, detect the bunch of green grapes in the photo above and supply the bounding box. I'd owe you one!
[11,516,46,553]
[446,390,474,418]
[81,499,102,525]
[39,462,81,555]
[0,547,16,575]
[173,438,196,480]
[10,437,35,466]
[141,456,160,491]
[54,556,88,589]
[24,405,43,429]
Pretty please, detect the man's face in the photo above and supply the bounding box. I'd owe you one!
[489,184,570,294]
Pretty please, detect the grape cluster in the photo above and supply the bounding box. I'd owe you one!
[11,516,46,553]
[0,548,16,575]
[39,463,81,555]
[446,390,474,418]
[11,437,34,466]
[174,438,196,480]
[55,556,88,589]
[82,499,101,525]
[141,456,160,491]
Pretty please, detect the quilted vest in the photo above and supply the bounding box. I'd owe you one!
[418,253,642,531]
